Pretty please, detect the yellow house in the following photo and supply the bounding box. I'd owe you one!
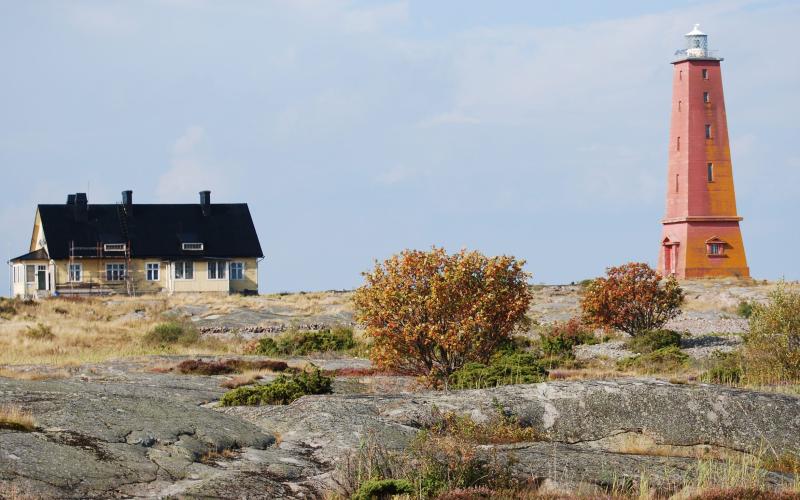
[9,190,263,298]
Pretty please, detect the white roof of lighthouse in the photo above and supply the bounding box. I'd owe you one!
[685,24,706,36]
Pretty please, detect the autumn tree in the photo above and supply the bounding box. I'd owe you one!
[581,262,683,336]
[353,248,532,385]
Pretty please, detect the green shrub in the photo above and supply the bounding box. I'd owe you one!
[219,367,332,406]
[449,350,546,389]
[617,346,689,374]
[625,329,681,354]
[736,300,756,319]
[351,478,414,500]
[255,326,356,356]
[745,284,800,383]
[143,321,200,346]
[539,318,594,356]
[702,351,743,385]
[23,323,55,341]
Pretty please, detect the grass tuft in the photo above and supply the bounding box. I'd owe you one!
[0,405,37,432]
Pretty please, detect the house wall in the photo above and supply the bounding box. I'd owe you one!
[51,258,258,295]
[229,258,259,294]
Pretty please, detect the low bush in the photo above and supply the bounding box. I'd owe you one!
[744,284,800,383]
[625,329,682,354]
[254,326,356,356]
[540,318,596,356]
[736,300,756,319]
[423,404,538,445]
[0,298,18,318]
[176,358,289,376]
[143,321,200,346]
[23,323,55,341]
[539,318,595,356]
[449,350,546,390]
[617,346,689,374]
[351,478,414,500]
[702,351,743,385]
[219,367,332,406]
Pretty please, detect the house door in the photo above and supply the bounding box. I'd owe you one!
[37,265,47,291]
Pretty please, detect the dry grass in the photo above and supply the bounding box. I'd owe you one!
[0,296,247,366]
[0,368,70,380]
[0,405,37,431]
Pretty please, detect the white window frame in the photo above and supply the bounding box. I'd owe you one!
[103,243,127,252]
[230,262,244,281]
[207,261,227,280]
[26,265,36,284]
[146,262,160,281]
[68,263,83,282]
[174,261,194,280]
[181,243,204,251]
[106,263,126,281]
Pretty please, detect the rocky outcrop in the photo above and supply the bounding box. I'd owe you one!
[223,379,800,492]
[0,375,319,498]
[2,371,798,497]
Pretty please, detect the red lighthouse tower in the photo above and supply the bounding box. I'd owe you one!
[658,25,749,279]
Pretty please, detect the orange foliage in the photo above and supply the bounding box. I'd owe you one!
[580,262,683,336]
[354,248,531,384]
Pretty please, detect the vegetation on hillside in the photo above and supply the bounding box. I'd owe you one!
[253,326,357,356]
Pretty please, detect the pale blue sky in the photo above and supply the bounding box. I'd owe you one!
[1,0,798,293]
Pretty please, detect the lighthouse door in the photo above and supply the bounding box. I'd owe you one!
[664,246,672,275]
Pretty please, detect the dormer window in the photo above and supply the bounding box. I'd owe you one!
[706,237,727,257]
[182,242,204,251]
[103,243,127,252]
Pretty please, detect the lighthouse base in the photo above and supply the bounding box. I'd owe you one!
[658,220,749,279]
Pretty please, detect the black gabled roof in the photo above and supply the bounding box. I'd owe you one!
[10,248,49,262]
[38,203,263,260]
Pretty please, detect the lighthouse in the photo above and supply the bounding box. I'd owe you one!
[658,25,749,279]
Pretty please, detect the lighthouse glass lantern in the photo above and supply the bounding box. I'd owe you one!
[685,24,708,58]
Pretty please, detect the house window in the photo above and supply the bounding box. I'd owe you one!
[707,163,714,182]
[69,263,82,282]
[182,243,204,251]
[208,261,227,280]
[26,265,36,283]
[106,263,126,281]
[708,243,724,255]
[103,243,127,252]
[175,261,194,280]
[146,263,160,281]
[702,69,708,79]
[705,124,712,139]
[230,262,244,281]
[703,91,710,103]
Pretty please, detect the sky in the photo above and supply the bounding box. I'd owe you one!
[1,0,798,294]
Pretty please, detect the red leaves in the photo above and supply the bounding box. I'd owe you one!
[354,248,531,384]
[580,262,684,336]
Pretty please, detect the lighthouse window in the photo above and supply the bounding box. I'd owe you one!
[703,91,710,103]
[677,137,680,151]
[702,69,709,79]
[675,174,679,193]
[678,100,682,111]
[708,243,723,255]
[705,124,712,139]
[707,163,714,182]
